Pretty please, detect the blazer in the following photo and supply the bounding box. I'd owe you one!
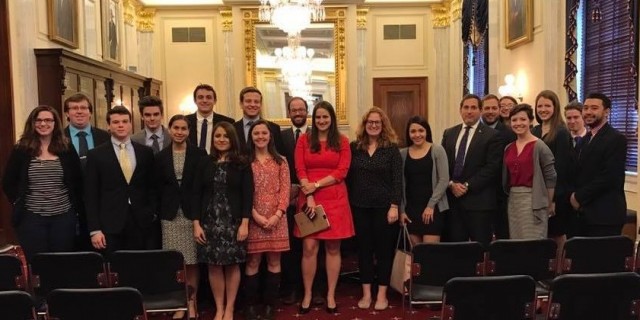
[234,119,285,155]
[154,143,207,220]
[84,141,156,233]
[185,112,235,147]
[494,120,517,146]
[64,125,111,149]
[281,127,299,184]
[574,123,627,226]
[441,122,502,211]
[399,144,450,214]
[192,157,254,221]
[2,146,84,224]
[532,125,574,203]
[131,127,171,152]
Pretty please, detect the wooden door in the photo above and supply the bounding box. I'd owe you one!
[0,0,16,244]
[373,77,428,147]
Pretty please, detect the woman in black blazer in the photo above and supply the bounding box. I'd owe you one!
[192,122,253,320]
[155,114,206,319]
[2,105,83,261]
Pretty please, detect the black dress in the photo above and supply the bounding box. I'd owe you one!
[404,150,443,236]
[197,162,246,265]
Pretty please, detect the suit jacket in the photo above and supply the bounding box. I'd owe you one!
[441,122,502,211]
[574,123,627,226]
[2,145,84,225]
[185,112,235,147]
[192,157,254,221]
[494,120,517,146]
[154,143,207,220]
[281,127,299,184]
[131,127,171,152]
[64,125,111,149]
[84,141,156,234]
[234,119,285,155]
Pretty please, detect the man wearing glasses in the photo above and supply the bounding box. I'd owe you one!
[63,93,110,166]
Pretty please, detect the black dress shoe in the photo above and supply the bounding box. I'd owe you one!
[298,304,311,314]
[325,306,338,314]
[263,305,274,320]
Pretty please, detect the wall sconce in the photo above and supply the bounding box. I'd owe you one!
[179,95,197,114]
[498,74,523,101]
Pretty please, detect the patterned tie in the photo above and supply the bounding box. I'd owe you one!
[295,128,301,141]
[119,143,133,184]
[150,134,160,154]
[453,126,471,180]
[77,131,88,158]
[199,119,208,150]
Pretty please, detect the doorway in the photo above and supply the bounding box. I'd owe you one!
[372,77,428,147]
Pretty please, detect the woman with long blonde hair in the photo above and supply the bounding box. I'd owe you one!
[347,107,402,311]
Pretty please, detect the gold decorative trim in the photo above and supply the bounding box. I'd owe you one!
[356,8,368,30]
[450,0,462,21]
[220,10,233,32]
[431,2,450,28]
[123,0,136,26]
[136,7,156,32]
[242,7,348,125]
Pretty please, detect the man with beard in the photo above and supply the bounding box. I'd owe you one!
[570,93,627,236]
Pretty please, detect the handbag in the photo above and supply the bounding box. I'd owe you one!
[294,205,330,237]
[390,225,413,295]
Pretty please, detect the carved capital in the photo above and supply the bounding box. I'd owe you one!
[136,7,156,32]
[356,8,368,30]
[123,0,136,26]
[431,2,451,28]
[451,0,462,21]
[220,10,233,32]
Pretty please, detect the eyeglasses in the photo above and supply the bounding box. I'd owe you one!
[34,119,55,124]
[68,106,90,111]
[366,120,382,126]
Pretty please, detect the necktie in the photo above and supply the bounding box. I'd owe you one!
[453,126,471,180]
[77,131,88,158]
[295,128,301,141]
[573,136,582,148]
[119,143,133,184]
[199,119,208,150]
[245,120,254,140]
[150,134,160,154]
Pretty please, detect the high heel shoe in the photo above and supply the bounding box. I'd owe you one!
[325,305,338,314]
[298,303,311,314]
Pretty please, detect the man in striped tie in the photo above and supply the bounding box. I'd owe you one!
[84,106,156,255]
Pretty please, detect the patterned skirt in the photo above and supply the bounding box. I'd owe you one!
[507,186,548,239]
[161,209,197,265]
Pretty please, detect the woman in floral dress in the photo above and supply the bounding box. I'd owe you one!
[243,120,291,320]
[193,122,253,320]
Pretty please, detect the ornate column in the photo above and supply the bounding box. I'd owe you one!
[431,1,453,134]
[123,0,137,71]
[221,10,234,117]
[136,5,155,77]
[356,8,368,115]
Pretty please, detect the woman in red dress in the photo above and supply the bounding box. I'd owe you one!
[295,101,354,314]
[243,120,291,320]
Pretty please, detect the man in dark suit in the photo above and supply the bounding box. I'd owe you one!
[185,84,234,154]
[564,101,588,151]
[570,93,627,237]
[441,94,502,246]
[481,94,515,239]
[131,96,171,154]
[85,106,156,254]
[63,93,110,165]
[233,86,285,155]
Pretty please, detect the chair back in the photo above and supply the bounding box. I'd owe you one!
[30,252,108,300]
[547,272,640,320]
[442,275,536,320]
[412,242,485,286]
[0,254,27,291]
[47,287,147,320]
[561,236,634,274]
[108,250,187,311]
[487,239,557,280]
[0,290,36,320]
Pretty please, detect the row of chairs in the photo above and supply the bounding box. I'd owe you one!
[0,248,189,320]
[406,236,636,305]
[439,272,640,320]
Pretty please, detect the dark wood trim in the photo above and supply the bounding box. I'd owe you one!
[0,0,16,244]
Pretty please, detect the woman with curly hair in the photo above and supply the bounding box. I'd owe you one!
[2,105,84,261]
[347,107,402,311]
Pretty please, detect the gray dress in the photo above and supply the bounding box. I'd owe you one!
[161,151,197,264]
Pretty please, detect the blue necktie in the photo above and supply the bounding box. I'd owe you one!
[453,126,471,180]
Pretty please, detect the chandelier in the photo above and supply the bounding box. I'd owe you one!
[259,0,325,37]
[274,41,315,98]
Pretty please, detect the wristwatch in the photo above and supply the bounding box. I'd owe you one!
[314,181,320,189]
[463,182,469,188]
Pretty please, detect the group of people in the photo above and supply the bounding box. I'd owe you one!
[1,82,628,320]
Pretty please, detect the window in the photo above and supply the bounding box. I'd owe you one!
[465,37,488,96]
[577,0,638,172]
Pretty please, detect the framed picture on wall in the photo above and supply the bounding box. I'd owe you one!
[47,0,79,48]
[505,0,533,49]
[101,0,121,64]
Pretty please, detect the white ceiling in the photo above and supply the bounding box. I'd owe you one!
[139,0,439,7]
